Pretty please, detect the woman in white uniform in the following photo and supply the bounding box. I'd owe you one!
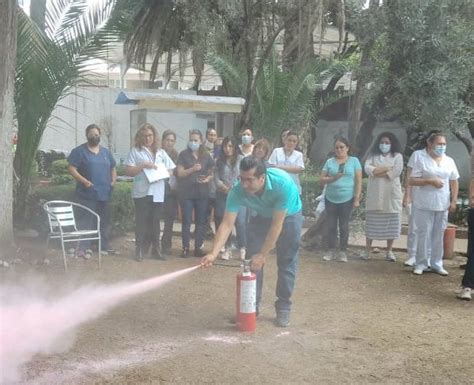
[409,132,459,276]
[403,130,441,267]
[268,130,305,194]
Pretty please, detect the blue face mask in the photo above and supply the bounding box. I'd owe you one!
[434,145,446,156]
[241,135,253,145]
[188,141,200,151]
[379,143,391,154]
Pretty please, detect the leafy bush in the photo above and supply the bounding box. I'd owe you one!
[116,163,127,176]
[50,159,74,185]
[25,181,135,237]
[36,150,66,177]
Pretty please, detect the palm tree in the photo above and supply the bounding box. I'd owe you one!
[210,50,348,142]
[14,0,117,222]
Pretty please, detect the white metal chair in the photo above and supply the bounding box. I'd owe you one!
[43,200,101,272]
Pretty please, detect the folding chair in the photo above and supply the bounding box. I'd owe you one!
[43,200,101,272]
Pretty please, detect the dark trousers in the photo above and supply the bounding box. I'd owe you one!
[161,189,178,251]
[76,197,110,251]
[325,198,353,251]
[246,212,303,312]
[215,192,247,249]
[180,198,208,250]
[134,196,162,254]
[462,208,474,288]
[207,197,216,229]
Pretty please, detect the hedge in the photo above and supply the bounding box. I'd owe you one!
[24,174,469,237]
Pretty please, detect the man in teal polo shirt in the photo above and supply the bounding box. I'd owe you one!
[201,156,303,327]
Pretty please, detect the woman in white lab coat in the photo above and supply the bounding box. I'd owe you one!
[409,132,459,276]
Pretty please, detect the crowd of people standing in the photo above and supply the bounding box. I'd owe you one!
[68,123,473,304]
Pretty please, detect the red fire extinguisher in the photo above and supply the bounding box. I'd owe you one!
[236,260,257,332]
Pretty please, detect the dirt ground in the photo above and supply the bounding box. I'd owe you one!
[1,234,473,385]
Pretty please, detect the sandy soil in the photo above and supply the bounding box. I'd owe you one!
[1,235,473,385]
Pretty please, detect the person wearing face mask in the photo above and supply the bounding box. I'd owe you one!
[409,132,459,276]
[67,123,117,259]
[402,130,441,267]
[238,127,254,157]
[177,129,215,258]
[363,132,403,261]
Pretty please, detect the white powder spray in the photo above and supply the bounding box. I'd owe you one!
[0,265,199,383]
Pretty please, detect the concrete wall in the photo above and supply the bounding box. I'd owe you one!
[40,87,235,163]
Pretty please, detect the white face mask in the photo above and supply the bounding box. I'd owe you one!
[379,143,391,154]
[188,141,200,151]
[433,145,446,156]
[241,135,253,145]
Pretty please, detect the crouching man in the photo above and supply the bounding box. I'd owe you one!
[201,156,303,327]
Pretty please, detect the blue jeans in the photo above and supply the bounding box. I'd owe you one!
[180,198,208,250]
[246,212,303,312]
[215,192,247,249]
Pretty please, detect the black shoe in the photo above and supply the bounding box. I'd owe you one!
[181,248,190,258]
[275,310,290,327]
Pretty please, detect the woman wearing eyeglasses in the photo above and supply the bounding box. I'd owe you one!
[125,123,176,261]
[320,137,362,262]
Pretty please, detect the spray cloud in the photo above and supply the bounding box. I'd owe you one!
[0,265,199,383]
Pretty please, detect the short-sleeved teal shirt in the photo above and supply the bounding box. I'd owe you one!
[225,168,302,218]
[322,156,362,204]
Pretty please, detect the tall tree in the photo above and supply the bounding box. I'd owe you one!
[351,0,474,156]
[0,0,17,249]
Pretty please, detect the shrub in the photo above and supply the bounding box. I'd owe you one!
[25,181,135,237]
[50,159,74,185]
[36,150,66,177]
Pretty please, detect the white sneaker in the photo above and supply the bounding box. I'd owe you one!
[360,250,371,260]
[338,251,348,263]
[432,267,449,276]
[457,287,472,301]
[413,267,424,275]
[322,251,334,261]
[239,248,246,261]
[385,251,396,262]
[404,256,416,267]
[220,249,231,260]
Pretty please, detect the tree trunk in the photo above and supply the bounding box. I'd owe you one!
[30,0,47,31]
[347,0,380,148]
[191,46,205,91]
[0,0,17,250]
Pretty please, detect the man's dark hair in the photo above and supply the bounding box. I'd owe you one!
[85,123,100,136]
[240,156,266,177]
